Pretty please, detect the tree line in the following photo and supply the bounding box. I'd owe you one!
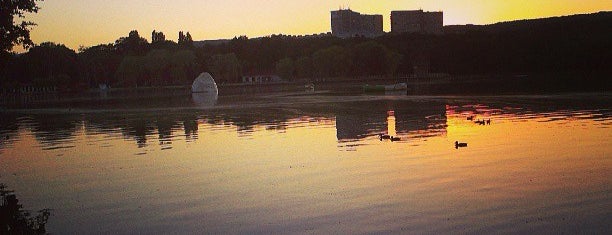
[0,11,610,91]
[0,30,406,90]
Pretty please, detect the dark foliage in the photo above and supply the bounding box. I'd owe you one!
[0,184,50,234]
[79,44,122,87]
[115,30,149,56]
[151,30,165,43]
[8,42,79,88]
[0,0,42,52]
[0,12,609,90]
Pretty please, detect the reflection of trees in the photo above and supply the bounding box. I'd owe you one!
[30,115,79,148]
[446,97,612,122]
[23,102,450,147]
[6,95,609,150]
[121,117,156,148]
[206,109,301,135]
[85,113,159,148]
[83,113,125,135]
[0,114,20,151]
[156,115,181,148]
[182,114,199,141]
[84,112,189,148]
[0,184,50,234]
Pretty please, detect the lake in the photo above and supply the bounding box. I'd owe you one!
[0,91,610,234]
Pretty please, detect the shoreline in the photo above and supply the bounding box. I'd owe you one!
[0,74,612,99]
[1,91,609,114]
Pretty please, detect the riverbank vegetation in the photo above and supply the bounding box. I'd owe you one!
[0,11,610,91]
[0,184,50,234]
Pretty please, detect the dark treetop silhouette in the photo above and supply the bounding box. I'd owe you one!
[0,11,610,92]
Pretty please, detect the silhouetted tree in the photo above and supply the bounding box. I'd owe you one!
[275,57,294,80]
[79,44,121,87]
[13,42,79,87]
[0,0,42,53]
[0,53,17,87]
[3,12,610,90]
[178,31,185,43]
[0,0,43,86]
[178,31,194,48]
[116,56,148,87]
[169,49,197,84]
[352,41,387,76]
[312,45,352,78]
[115,30,149,55]
[0,184,50,234]
[386,50,403,77]
[145,49,171,85]
[294,56,313,79]
[185,32,193,43]
[150,39,178,51]
[208,53,241,83]
[151,30,166,43]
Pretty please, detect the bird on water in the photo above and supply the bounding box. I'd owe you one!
[455,141,468,148]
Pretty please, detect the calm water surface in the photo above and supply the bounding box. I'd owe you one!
[0,92,610,234]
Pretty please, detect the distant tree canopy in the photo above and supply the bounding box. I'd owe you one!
[312,45,352,78]
[115,30,149,55]
[275,57,294,81]
[115,55,147,87]
[151,30,166,43]
[0,0,42,53]
[178,31,194,48]
[79,44,121,86]
[10,42,79,87]
[207,53,241,83]
[1,12,610,90]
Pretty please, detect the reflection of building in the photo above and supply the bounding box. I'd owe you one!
[391,10,443,34]
[331,9,384,38]
[335,100,447,141]
[387,110,396,137]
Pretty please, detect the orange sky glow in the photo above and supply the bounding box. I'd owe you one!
[15,0,611,52]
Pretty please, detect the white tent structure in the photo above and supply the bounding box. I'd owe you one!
[191,72,218,95]
[191,72,219,106]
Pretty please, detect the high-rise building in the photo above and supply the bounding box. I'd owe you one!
[391,10,443,34]
[331,9,384,38]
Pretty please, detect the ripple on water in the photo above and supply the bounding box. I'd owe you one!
[0,94,610,234]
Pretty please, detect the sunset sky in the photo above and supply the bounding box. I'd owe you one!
[18,0,611,52]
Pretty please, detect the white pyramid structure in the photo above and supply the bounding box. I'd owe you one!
[191,72,218,95]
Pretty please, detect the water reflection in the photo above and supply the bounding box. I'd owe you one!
[122,116,156,148]
[335,100,448,142]
[191,92,218,107]
[0,94,610,234]
[0,96,609,151]
[387,110,397,137]
[0,114,20,153]
[28,115,80,150]
[182,115,199,141]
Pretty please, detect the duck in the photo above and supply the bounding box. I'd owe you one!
[379,133,391,140]
[390,136,401,142]
[455,141,468,148]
